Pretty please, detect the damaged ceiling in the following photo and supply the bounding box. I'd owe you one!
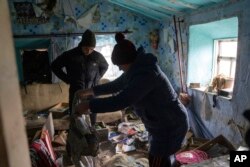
[108,0,230,20]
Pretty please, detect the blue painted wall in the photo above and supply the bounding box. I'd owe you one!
[157,22,182,92]
[9,0,159,52]
[188,17,238,86]
[185,0,250,147]
[9,0,172,84]
[9,0,183,91]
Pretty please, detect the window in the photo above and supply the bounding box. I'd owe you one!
[214,39,237,78]
[95,35,123,81]
[187,17,238,97]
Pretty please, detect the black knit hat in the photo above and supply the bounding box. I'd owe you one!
[112,33,137,65]
[79,29,96,47]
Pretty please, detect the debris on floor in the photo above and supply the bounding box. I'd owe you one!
[25,107,239,167]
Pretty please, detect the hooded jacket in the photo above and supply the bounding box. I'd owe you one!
[51,46,108,91]
[89,49,189,155]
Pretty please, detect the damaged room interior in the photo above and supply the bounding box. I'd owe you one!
[1,0,250,167]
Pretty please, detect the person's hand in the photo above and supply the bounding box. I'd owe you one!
[76,88,94,99]
[75,100,91,116]
[179,93,191,106]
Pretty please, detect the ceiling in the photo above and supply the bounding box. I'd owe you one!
[108,0,230,21]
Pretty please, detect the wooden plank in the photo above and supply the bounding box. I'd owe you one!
[169,0,199,9]
[108,0,162,20]
[49,102,69,119]
[26,119,70,131]
[132,0,184,15]
[0,111,9,167]
[195,135,236,151]
[53,119,70,130]
[0,0,31,166]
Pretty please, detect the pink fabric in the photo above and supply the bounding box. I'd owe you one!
[176,150,209,164]
[41,130,57,162]
[30,139,57,167]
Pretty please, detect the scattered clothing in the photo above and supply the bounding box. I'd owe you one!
[67,96,99,167]
[30,139,58,167]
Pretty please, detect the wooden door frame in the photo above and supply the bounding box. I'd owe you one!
[0,0,31,166]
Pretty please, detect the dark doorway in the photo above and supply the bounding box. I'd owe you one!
[22,49,52,84]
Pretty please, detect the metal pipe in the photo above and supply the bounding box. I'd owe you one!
[173,15,184,93]
[13,30,132,38]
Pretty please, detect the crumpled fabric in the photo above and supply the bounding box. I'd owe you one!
[103,154,149,167]
[201,93,213,121]
[67,95,96,167]
[30,139,58,167]
[176,150,209,165]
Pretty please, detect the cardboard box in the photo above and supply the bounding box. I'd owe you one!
[95,122,109,142]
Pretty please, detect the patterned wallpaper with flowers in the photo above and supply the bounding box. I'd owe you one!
[158,21,188,93]
[9,0,183,91]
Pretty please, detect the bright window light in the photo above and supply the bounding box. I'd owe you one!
[214,39,237,78]
[95,35,123,81]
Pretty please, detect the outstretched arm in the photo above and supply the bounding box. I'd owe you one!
[76,73,125,99]
[76,72,155,115]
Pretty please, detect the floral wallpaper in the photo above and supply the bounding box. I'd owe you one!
[157,21,187,93]
[9,0,183,91]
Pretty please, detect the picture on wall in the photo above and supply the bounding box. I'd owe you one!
[13,2,49,24]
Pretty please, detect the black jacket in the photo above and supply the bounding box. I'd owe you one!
[51,46,108,91]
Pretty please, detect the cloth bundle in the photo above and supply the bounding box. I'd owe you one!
[67,96,99,167]
[103,154,149,167]
[30,138,58,167]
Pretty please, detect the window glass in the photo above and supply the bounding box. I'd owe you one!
[95,35,123,81]
[215,39,237,78]
[217,59,231,76]
[219,41,237,57]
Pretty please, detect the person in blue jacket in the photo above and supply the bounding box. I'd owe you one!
[75,33,189,167]
[51,29,108,125]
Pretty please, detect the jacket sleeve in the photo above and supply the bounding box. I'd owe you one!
[90,72,155,113]
[93,74,125,96]
[51,53,70,84]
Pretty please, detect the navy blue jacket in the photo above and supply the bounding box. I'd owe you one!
[90,50,189,155]
[51,46,108,91]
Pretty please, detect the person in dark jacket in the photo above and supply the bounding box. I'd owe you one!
[75,33,189,167]
[51,29,109,125]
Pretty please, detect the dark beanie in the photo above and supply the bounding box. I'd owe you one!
[112,33,137,65]
[115,32,125,43]
[79,29,96,47]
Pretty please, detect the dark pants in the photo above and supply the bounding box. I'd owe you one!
[149,154,176,167]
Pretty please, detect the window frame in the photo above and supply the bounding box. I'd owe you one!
[213,38,237,80]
